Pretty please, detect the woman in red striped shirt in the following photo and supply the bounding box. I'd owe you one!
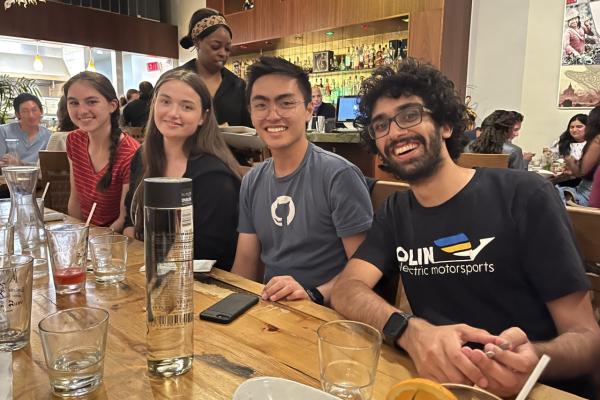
[64,72,140,230]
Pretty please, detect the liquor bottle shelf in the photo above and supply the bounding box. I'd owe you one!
[308,68,376,77]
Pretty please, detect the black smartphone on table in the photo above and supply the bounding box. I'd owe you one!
[199,293,259,324]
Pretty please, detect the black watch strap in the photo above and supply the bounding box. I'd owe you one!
[305,287,325,305]
[382,311,413,349]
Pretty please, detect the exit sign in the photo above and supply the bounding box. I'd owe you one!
[147,62,160,72]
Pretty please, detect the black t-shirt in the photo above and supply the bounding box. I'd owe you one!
[175,60,252,127]
[354,168,592,397]
[124,148,240,269]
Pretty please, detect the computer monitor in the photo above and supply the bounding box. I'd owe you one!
[336,96,360,128]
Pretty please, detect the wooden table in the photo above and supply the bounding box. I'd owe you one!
[7,225,583,399]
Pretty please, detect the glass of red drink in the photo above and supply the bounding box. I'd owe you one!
[45,223,89,294]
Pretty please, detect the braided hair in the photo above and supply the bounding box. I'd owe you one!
[63,71,122,191]
[470,110,515,154]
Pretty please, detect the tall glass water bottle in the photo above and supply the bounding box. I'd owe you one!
[144,177,194,377]
[3,166,47,278]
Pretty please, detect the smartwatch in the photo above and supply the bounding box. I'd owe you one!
[382,311,413,349]
[305,287,325,305]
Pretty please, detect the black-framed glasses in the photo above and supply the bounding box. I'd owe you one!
[368,104,432,139]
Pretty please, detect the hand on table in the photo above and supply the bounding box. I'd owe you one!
[262,275,309,302]
[462,327,538,397]
[399,319,501,386]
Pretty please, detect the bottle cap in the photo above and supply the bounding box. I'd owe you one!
[144,177,192,208]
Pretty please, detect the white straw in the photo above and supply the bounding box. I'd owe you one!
[85,202,97,227]
[515,354,551,400]
[41,182,50,202]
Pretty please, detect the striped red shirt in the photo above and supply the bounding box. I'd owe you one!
[66,129,139,227]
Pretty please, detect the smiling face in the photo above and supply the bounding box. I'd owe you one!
[249,74,312,153]
[66,81,117,135]
[154,80,204,142]
[373,95,451,183]
[16,100,42,131]
[196,27,232,72]
[569,118,586,142]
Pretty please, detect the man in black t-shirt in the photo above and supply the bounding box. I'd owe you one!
[330,59,600,398]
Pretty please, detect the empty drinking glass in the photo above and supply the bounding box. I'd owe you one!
[90,234,127,284]
[46,223,89,294]
[317,320,382,400]
[87,227,114,272]
[317,116,326,133]
[0,255,34,351]
[38,307,109,397]
[4,138,19,165]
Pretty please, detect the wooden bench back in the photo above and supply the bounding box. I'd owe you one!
[457,152,510,169]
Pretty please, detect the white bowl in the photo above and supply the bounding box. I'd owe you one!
[233,377,339,400]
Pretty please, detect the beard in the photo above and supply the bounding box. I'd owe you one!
[381,128,444,183]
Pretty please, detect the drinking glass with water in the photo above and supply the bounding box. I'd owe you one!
[317,320,382,400]
[38,307,109,398]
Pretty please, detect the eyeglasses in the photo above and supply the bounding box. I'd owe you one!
[250,98,304,118]
[368,104,432,139]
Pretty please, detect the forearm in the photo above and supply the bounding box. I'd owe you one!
[331,278,397,332]
[68,197,82,219]
[534,329,600,378]
[231,259,262,281]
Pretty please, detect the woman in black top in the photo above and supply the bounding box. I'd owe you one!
[176,8,251,127]
[123,69,241,269]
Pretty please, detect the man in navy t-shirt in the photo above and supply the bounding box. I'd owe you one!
[330,59,600,398]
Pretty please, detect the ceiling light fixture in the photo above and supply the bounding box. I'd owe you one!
[32,41,43,72]
[86,47,96,72]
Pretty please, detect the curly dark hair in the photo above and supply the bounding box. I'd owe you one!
[557,113,587,157]
[470,110,515,154]
[354,58,467,160]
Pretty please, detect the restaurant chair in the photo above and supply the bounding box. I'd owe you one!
[567,205,600,323]
[456,153,510,169]
[567,205,600,264]
[39,151,70,214]
[368,180,411,311]
[370,180,410,210]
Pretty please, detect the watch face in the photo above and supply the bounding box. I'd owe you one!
[383,312,410,346]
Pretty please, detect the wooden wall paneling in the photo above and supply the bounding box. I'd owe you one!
[207,0,225,13]
[407,9,443,67]
[440,0,472,99]
[228,0,444,46]
[0,1,178,58]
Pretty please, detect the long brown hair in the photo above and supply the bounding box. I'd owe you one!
[131,69,241,238]
[63,71,121,191]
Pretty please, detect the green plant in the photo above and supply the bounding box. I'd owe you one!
[0,74,41,124]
